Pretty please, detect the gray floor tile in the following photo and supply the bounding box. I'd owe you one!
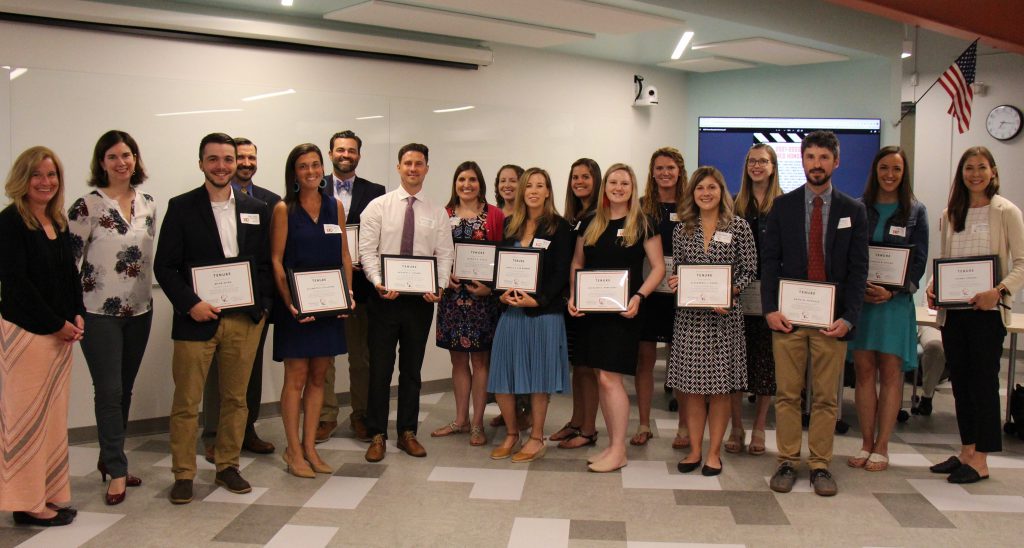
[875,492,956,528]
[569,519,627,541]
[212,504,300,544]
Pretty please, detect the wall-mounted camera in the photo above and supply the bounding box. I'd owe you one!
[633,74,658,107]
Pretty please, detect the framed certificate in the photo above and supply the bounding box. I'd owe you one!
[739,280,762,316]
[868,244,913,289]
[345,224,360,265]
[644,256,675,294]
[574,269,630,313]
[933,255,999,308]
[778,278,837,329]
[494,247,542,294]
[381,255,438,295]
[676,264,733,308]
[453,240,497,284]
[287,266,351,319]
[190,258,257,311]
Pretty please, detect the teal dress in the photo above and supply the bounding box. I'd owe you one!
[846,202,917,371]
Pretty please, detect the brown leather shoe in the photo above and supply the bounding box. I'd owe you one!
[315,421,338,444]
[243,433,275,454]
[204,443,215,464]
[396,431,427,458]
[350,415,370,442]
[365,434,386,462]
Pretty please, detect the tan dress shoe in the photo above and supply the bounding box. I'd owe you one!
[350,415,370,442]
[315,421,338,444]
[396,431,427,457]
[243,433,275,454]
[365,434,386,462]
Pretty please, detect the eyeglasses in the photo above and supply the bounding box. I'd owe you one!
[747,159,771,167]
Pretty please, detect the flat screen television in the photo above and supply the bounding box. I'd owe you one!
[697,117,882,198]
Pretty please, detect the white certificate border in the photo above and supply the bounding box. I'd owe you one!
[382,255,438,294]
[574,269,630,313]
[346,224,360,266]
[190,260,256,309]
[291,268,350,314]
[675,264,733,308]
[494,248,541,292]
[867,244,911,287]
[934,257,996,306]
[778,279,837,329]
[453,241,498,283]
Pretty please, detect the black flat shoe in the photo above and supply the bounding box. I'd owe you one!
[929,456,962,474]
[677,459,702,473]
[701,463,723,476]
[12,511,74,527]
[947,464,989,484]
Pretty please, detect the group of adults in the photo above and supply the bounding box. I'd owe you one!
[0,127,1021,527]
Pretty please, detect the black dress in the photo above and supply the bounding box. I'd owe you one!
[640,202,677,343]
[741,212,777,396]
[577,215,656,375]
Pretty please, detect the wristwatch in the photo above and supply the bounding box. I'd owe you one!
[997,284,1011,298]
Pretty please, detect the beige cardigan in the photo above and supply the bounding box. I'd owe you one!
[938,194,1024,326]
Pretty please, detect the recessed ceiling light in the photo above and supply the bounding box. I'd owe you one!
[433,106,474,113]
[356,115,384,120]
[155,108,243,117]
[671,31,694,60]
[241,88,295,102]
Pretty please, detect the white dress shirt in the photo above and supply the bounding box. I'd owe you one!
[210,190,239,258]
[359,186,454,288]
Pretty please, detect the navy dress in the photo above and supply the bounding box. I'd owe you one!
[272,194,348,361]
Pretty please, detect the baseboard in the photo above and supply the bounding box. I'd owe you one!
[68,378,454,445]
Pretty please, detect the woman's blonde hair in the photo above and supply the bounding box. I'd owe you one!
[4,146,68,231]
[505,167,561,240]
[640,147,686,223]
[678,166,735,235]
[583,163,647,247]
[734,144,782,217]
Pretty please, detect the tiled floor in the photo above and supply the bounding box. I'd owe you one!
[3,365,1024,547]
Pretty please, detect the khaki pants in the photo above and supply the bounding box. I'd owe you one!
[321,305,370,422]
[169,314,265,479]
[772,327,846,470]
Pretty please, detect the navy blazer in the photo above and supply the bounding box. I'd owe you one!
[322,174,386,303]
[246,183,282,211]
[154,185,273,341]
[760,185,869,336]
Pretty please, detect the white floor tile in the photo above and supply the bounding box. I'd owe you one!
[151,454,254,471]
[67,446,101,477]
[988,455,1024,469]
[621,460,721,491]
[202,486,268,504]
[428,466,528,501]
[420,392,444,405]
[507,517,569,548]
[16,511,123,548]
[908,479,1024,513]
[264,524,339,548]
[886,453,933,467]
[387,410,429,422]
[317,437,397,452]
[896,433,962,445]
[303,477,377,509]
[762,476,814,493]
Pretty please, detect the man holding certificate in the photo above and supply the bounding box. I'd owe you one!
[761,131,868,497]
[154,133,273,504]
[358,143,455,462]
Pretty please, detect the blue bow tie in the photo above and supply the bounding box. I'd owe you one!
[336,178,353,194]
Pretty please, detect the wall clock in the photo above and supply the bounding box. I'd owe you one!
[986,104,1022,141]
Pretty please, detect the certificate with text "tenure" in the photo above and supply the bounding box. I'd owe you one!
[191,258,257,311]
[287,266,351,319]
[575,269,629,313]
[778,278,836,329]
[933,255,999,308]
[382,255,438,295]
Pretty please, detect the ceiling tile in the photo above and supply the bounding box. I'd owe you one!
[410,0,684,34]
[691,37,849,65]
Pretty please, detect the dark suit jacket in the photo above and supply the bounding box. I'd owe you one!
[154,185,273,341]
[323,174,386,303]
[500,216,573,317]
[760,185,869,337]
[245,183,282,211]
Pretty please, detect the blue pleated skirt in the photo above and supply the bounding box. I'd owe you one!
[487,308,570,394]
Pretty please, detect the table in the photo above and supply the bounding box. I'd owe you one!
[916,306,1024,428]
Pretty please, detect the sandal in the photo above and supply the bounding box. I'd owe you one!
[748,429,766,456]
[671,428,691,450]
[469,426,487,446]
[724,428,746,454]
[629,425,654,446]
[549,422,581,442]
[864,452,889,472]
[431,421,470,437]
[847,449,871,468]
[558,430,597,449]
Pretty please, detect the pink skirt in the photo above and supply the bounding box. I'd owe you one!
[0,318,73,512]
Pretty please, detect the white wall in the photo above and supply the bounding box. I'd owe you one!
[0,20,689,428]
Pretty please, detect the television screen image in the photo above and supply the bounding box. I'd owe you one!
[697,117,882,198]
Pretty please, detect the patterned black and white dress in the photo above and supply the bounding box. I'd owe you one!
[667,216,757,395]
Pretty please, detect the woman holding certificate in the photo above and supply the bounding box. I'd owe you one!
[432,161,504,445]
[927,147,1024,484]
[727,144,783,456]
[0,147,84,526]
[667,166,756,476]
[847,146,928,472]
[550,158,602,450]
[633,147,686,447]
[487,167,572,463]
[569,164,665,473]
[494,164,523,219]
[271,143,354,478]
[68,130,156,505]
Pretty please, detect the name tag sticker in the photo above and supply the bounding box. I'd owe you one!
[616,228,624,237]
[240,213,260,225]
[972,223,989,234]
[417,217,435,229]
[323,224,341,234]
[889,225,906,237]
[713,231,733,244]
[669,212,680,222]
[837,217,852,229]
[533,238,551,249]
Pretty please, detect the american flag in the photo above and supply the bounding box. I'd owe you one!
[938,40,978,134]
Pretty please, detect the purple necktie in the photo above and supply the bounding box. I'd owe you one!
[400,196,415,255]
[808,196,825,281]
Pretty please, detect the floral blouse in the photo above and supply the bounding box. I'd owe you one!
[68,189,157,317]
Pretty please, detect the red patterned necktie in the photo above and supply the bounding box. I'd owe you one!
[808,196,825,281]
